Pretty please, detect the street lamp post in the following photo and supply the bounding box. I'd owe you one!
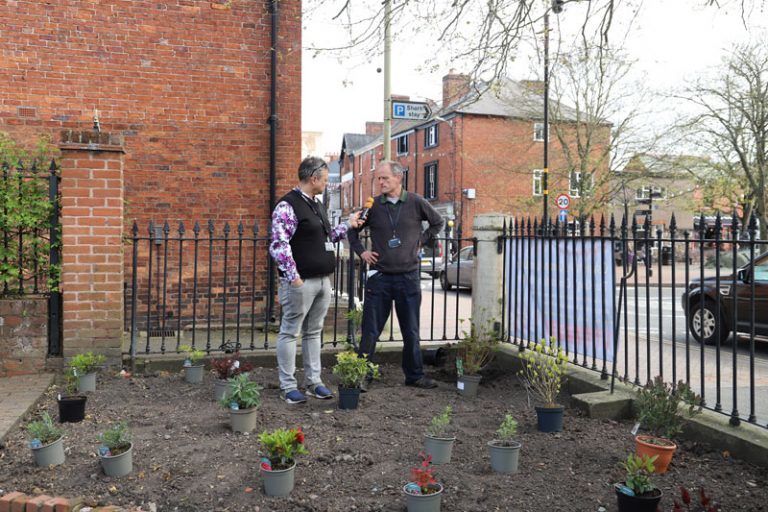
[543,9,550,227]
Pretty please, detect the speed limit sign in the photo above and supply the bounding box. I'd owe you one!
[555,193,571,210]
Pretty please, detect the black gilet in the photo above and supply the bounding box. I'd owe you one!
[279,190,336,278]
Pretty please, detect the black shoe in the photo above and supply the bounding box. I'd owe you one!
[405,377,437,389]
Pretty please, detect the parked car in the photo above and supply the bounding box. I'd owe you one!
[419,240,444,278]
[439,245,474,290]
[682,250,768,344]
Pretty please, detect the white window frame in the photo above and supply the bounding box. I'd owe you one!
[425,125,438,148]
[396,134,409,155]
[532,169,543,196]
[370,150,376,170]
[402,167,409,191]
[569,171,594,198]
[424,162,438,199]
[636,185,666,200]
[533,122,548,142]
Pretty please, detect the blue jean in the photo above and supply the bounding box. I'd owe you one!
[358,270,424,383]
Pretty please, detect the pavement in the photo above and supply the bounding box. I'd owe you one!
[0,373,55,445]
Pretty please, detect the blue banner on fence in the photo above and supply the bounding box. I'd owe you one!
[507,238,615,362]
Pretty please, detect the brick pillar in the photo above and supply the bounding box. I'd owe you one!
[59,130,125,360]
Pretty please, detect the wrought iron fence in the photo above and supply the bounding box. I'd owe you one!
[125,221,473,359]
[0,160,61,355]
[500,212,768,428]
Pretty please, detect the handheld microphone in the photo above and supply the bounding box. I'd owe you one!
[359,197,374,223]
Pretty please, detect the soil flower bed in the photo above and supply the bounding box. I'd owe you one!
[0,364,766,511]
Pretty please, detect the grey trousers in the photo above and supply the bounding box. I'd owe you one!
[276,275,331,392]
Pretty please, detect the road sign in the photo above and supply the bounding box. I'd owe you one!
[558,209,568,223]
[392,100,432,120]
[555,193,571,210]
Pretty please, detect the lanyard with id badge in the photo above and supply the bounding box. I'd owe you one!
[386,201,403,249]
[294,189,335,253]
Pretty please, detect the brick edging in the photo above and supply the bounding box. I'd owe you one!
[0,492,134,512]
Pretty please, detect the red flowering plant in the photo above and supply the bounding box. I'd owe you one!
[210,352,253,380]
[673,486,720,512]
[258,427,308,471]
[405,452,441,495]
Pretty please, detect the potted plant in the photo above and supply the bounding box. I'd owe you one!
[220,373,262,433]
[98,421,133,477]
[455,326,499,397]
[487,414,521,474]
[423,406,455,465]
[614,453,662,512]
[180,344,206,384]
[69,351,106,393]
[57,370,87,423]
[26,412,65,467]
[634,376,701,474]
[403,452,444,512]
[517,337,568,432]
[331,351,379,409]
[258,427,308,497]
[210,352,253,401]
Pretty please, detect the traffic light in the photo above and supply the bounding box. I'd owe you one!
[551,0,565,13]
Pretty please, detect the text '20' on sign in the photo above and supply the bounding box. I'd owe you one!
[391,100,432,120]
[556,193,571,210]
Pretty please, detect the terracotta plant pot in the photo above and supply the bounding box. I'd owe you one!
[635,435,676,474]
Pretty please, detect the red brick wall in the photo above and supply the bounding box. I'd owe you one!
[0,0,301,226]
[0,298,48,377]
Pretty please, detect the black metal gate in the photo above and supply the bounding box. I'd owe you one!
[0,160,61,355]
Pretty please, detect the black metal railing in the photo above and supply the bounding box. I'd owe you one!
[125,222,474,359]
[500,212,768,428]
[0,160,61,355]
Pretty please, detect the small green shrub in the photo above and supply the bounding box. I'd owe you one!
[99,422,132,456]
[425,406,452,438]
[69,352,106,375]
[332,351,379,388]
[622,453,657,496]
[636,376,701,439]
[494,414,518,446]
[26,412,62,446]
[220,374,262,410]
[179,344,205,365]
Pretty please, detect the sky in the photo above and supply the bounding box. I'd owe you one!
[301,0,767,157]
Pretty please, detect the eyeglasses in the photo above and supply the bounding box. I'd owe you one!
[309,163,328,177]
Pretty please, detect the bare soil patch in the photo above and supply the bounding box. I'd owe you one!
[0,364,766,511]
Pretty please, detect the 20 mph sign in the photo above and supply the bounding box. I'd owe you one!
[556,193,571,210]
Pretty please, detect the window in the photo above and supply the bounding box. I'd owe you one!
[636,186,666,200]
[424,125,439,148]
[396,135,409,155]
[358,181,363,207]
[569,171,594,198]
[534,122,547,142]
[358,155,363,175]
[402,167,409,191]
[532,169,543,196]
[370,150,376,170]
[424,162,438,199]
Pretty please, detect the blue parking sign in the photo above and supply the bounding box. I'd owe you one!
[393,104,405,117]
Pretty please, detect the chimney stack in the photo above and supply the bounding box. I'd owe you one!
[442,69,471,107]
[365,122,383,136]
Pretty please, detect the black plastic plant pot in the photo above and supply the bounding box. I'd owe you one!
[58,395,87,423]
[615,483,662,512]
[337,386,361,410]
[421,347,446,367]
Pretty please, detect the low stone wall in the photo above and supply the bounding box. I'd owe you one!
[0,298,49,376]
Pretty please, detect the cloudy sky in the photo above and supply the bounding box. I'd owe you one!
[301,0,767,157]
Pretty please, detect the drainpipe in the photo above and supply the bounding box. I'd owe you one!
[266,0,279,323]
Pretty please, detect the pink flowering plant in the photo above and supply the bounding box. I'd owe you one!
[258,427,308,471]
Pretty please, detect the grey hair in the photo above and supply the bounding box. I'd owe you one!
[378,159,405,176]
[298,156,327,182]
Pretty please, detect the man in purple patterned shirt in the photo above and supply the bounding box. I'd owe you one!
[269,156,361,404]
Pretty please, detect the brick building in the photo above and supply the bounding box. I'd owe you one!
[338,71,611,242]
[0,0,302,225]
[0,0,302,370]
